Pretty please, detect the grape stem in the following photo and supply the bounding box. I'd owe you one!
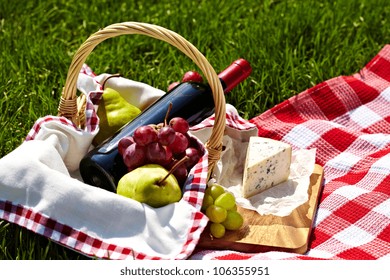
[158,156,189,185]
[164,102,173,126]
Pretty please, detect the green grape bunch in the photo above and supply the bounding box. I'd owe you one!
[201,182,244,238]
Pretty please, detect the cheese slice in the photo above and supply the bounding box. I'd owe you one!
[242,137,292,198]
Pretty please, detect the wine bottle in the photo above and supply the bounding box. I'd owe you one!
[79,59,252,192]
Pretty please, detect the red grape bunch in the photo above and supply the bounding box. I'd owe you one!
[118,114,203,186]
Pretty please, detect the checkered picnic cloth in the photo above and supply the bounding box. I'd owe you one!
[190,45,390,260]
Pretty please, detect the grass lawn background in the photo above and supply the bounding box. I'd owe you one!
[1,0,390,259]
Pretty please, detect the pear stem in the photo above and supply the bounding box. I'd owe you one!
[164,102,173,126]
[158,156,189,185]
[101,73,121,89]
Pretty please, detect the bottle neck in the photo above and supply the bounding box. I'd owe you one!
[218,58,252,93]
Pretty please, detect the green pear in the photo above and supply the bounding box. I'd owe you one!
[94,87,141,145]
[117,164,182,208]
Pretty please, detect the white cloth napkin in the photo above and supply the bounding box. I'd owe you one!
[0,138,205,255]
[0,71,207,260]
[77,72,166,110]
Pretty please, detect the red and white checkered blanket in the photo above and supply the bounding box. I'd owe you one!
[191,45,390,260]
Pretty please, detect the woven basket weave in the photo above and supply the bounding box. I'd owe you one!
[58,21,226,176]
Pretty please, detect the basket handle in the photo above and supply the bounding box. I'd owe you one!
[59,21,226,177]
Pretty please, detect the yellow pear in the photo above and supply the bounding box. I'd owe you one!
[117,164,182,208]
[94,87,141,145]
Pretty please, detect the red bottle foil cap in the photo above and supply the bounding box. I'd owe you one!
[218,58,252,93]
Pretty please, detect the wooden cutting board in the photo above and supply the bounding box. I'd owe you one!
[197,164,324,254]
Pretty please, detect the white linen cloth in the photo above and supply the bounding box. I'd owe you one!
[0,70,208,260]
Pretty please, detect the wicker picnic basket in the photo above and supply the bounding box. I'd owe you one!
[57,21,226,177]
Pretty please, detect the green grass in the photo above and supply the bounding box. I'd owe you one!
[1,0,390,259]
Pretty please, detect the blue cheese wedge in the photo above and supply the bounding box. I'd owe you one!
[242,137,292,198]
